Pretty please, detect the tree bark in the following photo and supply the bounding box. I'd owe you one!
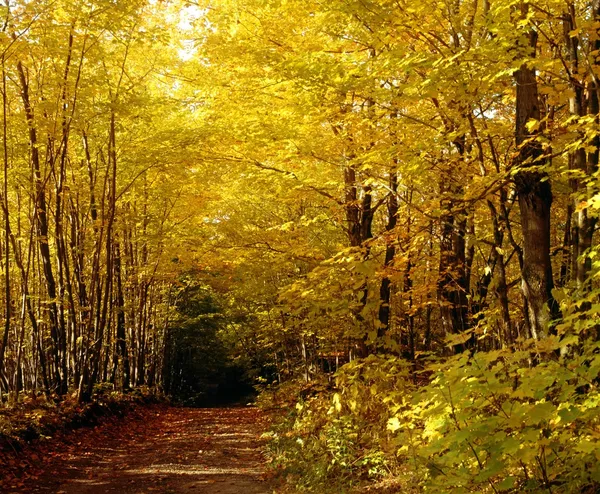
[16,59,66,393]
[513,28,559,339]
[377,171,398,338]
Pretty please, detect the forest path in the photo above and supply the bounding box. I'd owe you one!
[8,405,275,494]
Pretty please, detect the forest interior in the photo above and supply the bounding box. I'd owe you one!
[0,0,599,492]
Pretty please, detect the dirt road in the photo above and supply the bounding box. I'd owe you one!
[3,406,274,494]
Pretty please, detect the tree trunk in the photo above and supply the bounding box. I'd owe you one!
[16,60,66,393]
[513,28,559,339]
[377,171,398,339]
[113,237,130,390]
[0,58,10,386]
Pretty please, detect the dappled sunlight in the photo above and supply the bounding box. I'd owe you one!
[131,464,263,476]
[17,407,272,493]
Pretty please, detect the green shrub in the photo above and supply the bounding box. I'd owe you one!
[263,356,414,492]
[264,321,600,492]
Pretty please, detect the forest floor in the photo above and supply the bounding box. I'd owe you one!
[1,405,276,493]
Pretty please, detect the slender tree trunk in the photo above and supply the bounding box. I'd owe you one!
[437,166,471,352]
[377,171,398,339]
[113,237,130,389]
[16,60,65,393]
[86,110,118,399]
[0,58,10,386]
[563,1,599,289]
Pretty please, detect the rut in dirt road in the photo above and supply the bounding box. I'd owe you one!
[19,406,275,494]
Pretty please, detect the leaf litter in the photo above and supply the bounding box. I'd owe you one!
[1,405,276,493]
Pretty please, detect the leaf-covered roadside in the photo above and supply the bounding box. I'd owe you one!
[0,388,163,491]
[4,405,273,494]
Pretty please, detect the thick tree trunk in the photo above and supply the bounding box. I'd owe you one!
[514,29,559,339]
[437,171,471,352]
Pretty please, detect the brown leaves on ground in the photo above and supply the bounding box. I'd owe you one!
[0,405,276,494]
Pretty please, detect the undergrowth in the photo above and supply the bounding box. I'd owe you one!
[259,295,600,493]
[0,386,163,455]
